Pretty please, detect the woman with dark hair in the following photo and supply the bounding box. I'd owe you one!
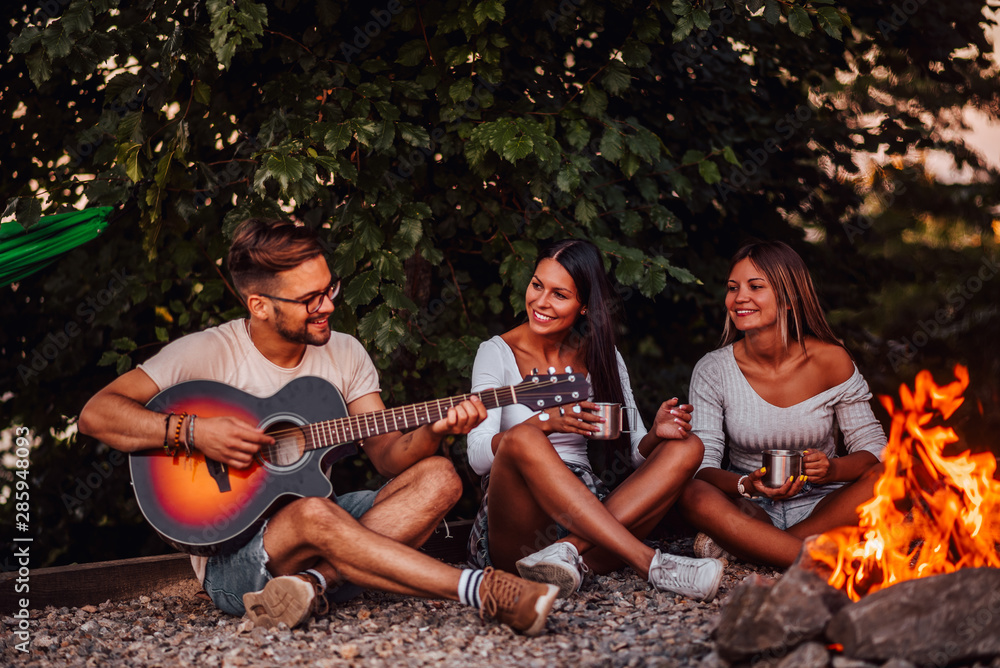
[679,240,886,567]
[465,239,724,601]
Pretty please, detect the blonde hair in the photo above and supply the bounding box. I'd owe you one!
[720,240,843,353]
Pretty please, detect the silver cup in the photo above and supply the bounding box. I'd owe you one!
[761,450,804,487]
[588,403,638,440]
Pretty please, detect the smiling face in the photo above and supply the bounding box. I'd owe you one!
[269,255,335,346]
[726,257,780,333]
[525,258,585,337]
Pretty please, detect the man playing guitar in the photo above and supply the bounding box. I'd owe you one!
[79,219,558,635]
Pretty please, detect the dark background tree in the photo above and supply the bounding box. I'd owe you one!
[2,0,997,568]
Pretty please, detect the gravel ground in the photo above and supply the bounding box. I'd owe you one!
[2,537,783,668]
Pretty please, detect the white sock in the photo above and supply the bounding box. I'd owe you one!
[458,569,484,608]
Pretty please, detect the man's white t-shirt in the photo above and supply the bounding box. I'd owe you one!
[138,318,381,582]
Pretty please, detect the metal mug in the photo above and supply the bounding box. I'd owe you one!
[588,402,639,440]
[761,449,804,487]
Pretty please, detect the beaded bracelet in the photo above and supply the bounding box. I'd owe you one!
[172,412,188,455]
[162,413,175,454]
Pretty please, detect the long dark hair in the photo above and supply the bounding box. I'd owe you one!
[721,240,845,353]
[537,240,631,478]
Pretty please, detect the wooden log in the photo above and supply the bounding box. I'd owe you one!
[0,519,472,613]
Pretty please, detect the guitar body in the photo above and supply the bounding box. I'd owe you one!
[132,377,356,557]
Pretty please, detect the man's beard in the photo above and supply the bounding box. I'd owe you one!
[273,307,331,346]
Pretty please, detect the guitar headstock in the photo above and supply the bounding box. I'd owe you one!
[514,367,590,410]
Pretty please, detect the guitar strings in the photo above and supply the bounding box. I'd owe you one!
[256,379,571,461]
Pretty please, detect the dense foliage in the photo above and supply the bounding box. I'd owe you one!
[2,0,998,567]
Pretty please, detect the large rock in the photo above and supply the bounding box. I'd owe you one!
[713,563,851,663]
[826,567,1000,666]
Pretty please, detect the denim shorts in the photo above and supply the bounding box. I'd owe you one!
[203,489,377,615]
[731,466,845,531]
[466,463,610,569]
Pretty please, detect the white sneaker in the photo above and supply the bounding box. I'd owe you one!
[693,532,733,562]
[515,542,588,598]
[648,549,723,602]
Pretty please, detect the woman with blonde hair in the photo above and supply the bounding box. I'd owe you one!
[679,240,886,567]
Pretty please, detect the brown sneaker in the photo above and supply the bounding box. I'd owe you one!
[242,573,329,629]
[478,567,558,636]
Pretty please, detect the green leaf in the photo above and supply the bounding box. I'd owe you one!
[381,282,418,312]
[671,14,694,42]
[615,256,644,285]
[620,151,640,178]
[473,0,506,24]
[155,326,169,342]
[692,9,711,31]
[621,39,652,68]
[681,149,705,164]
[763,0,781,25]
[723,145,740,165]
[263,153,305,191]
[397,40,427,67]
[601,60,631,96]
[788,6,812,37]
[15,197,42,230]
[556,166,580,193]
[599,128,625,162]
[575,199,598,225]
[816,7,844,40]
[98,350,119,367]
[193,81,211,105]
[449,78,475,103]
[344,270,380,307]
[324,123,352,152]
[698,159,721,184]
[666,264,699,284]
[581,85,608,116]
[42,24,74,59]
[25,48,53,86]
[638,266,668,298]
[747,0,765,13]
[117,142,143,182]
[357,305,387,341]
[502,134,534,162]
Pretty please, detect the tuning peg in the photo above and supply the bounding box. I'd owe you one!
[572,405,582,413]
[531,368,539,375]
[547,366,556,374]
[538,411,550,421]
[564,366,573,373]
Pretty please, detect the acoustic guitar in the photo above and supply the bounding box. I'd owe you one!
[131,371,588,556]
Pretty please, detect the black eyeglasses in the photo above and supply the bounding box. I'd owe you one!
[259,281,340,314]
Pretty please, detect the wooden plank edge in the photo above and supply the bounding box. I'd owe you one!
[1,519,473,613]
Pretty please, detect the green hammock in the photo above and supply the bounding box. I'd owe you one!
[0,207,113,288]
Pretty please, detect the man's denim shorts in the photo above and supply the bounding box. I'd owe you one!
[202,489,377,615]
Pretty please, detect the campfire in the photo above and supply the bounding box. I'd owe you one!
[711,366,1000,667]
[809,364,1000,601]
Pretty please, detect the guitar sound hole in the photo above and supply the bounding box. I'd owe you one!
[261,421,306,466]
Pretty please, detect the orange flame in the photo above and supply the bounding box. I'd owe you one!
[809,365,1000,601]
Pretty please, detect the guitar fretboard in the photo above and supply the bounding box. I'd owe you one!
[301,383,546,450]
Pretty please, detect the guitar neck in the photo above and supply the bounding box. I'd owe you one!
[304,386,516,451]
